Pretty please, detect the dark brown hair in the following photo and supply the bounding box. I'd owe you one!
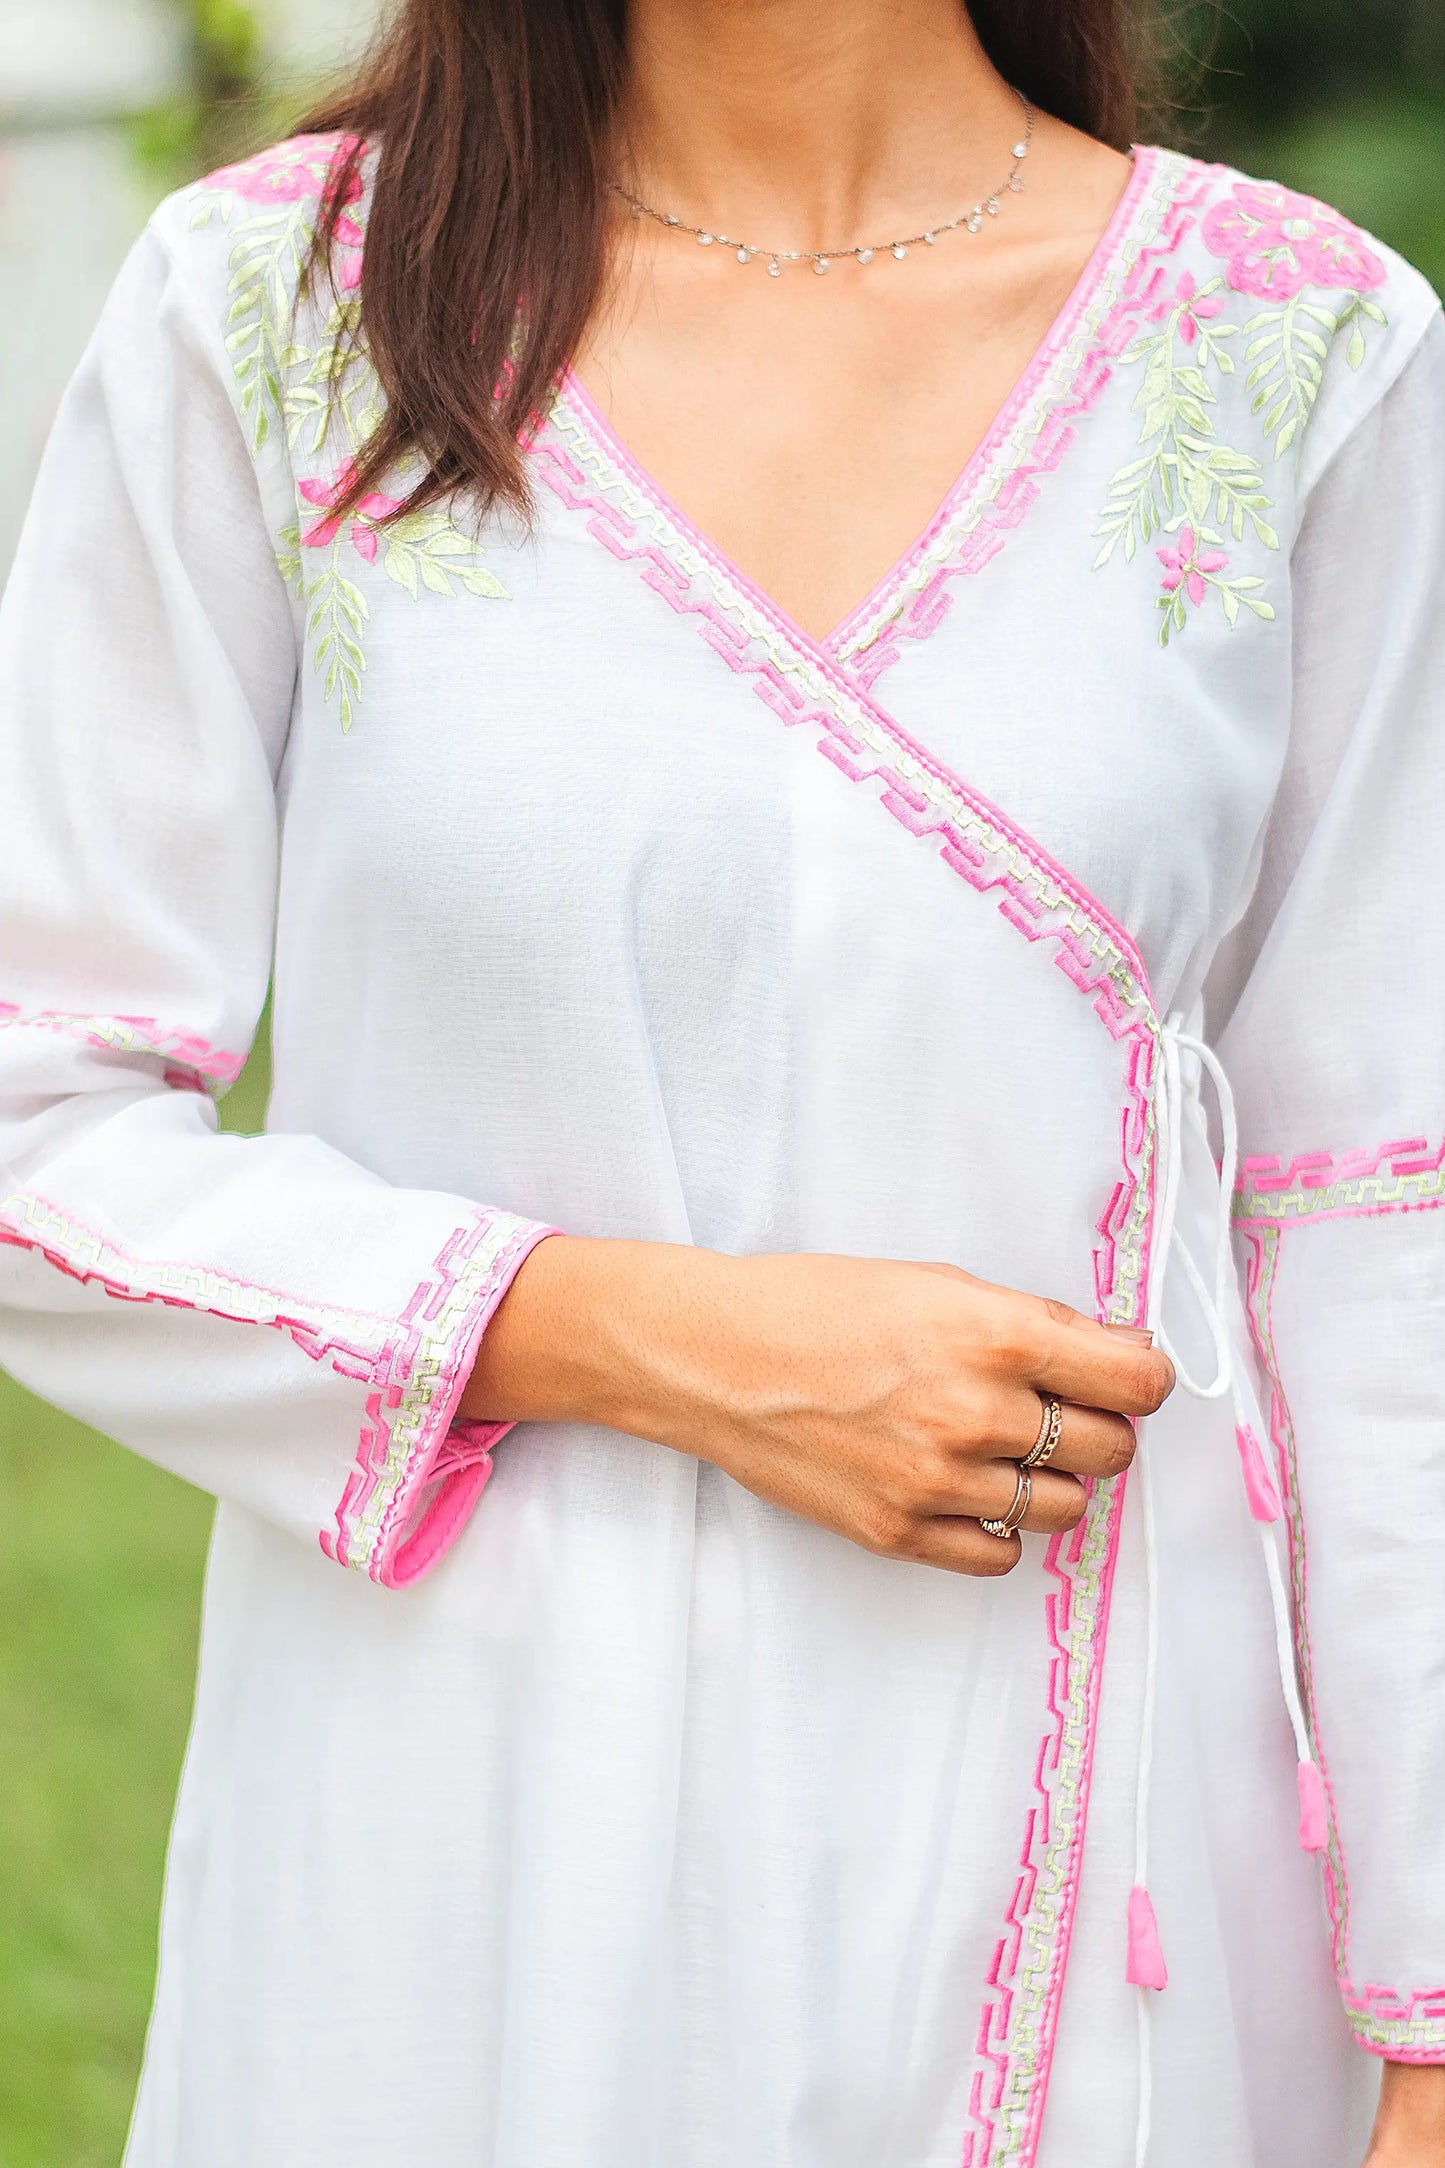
[301,1,1155,527]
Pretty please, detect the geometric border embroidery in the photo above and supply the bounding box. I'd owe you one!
[1235,1136,1445,2057]
[534,395,1169,2165]
[0,1005,246,1094]
[828,148,1190,693]
[0,1183,552,1588]
[1235,1134,1445,1227]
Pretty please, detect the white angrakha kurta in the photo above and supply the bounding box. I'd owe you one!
[1,137,1443,2168]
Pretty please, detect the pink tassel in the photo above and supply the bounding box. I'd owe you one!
[1126,1886,1169,1989]
[1235,1423,1282,1523]
[1297,1760,1328,1852]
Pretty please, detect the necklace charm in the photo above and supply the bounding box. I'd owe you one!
[610,92,1033,279]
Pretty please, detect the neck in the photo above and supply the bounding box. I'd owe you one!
[615,0,1023,249]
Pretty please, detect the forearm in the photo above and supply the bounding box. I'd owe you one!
[457,1233,742,1439]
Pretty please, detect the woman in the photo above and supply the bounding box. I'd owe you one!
[0,0,1441,2159]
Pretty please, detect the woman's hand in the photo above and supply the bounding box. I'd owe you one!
[1365,2063,1445,2166]
[462,1238,1174,1575]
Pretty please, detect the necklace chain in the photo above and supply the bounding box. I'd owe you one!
[609,92,1034,277]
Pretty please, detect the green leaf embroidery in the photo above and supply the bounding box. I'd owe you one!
[1096,258,1385,641]
[219,200,320,455]
[198,158,511,730]
[292,503,510,725]
[302,543,370,732]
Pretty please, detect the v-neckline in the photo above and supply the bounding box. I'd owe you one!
[552,144,1162,671]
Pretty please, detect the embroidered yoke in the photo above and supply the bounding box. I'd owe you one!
[1,138,1442,2168]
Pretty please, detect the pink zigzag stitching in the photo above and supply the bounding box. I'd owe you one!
[1238,1210,1445,2061]
[0,1005,247,1090]
[532,426,1161,2166]
[832,152,1218,695]
[1236,1134,1445,1220]
[0,1187,553,1589]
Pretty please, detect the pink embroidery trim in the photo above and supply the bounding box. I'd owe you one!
[0,1186,555,1589]
[325,1212,558,1586]
[533,411,1163,2164]
[557,151,1191,705]
[533,433,1149,994]
[0,1006,246,1091]
[1234,1135,1445,1227]
[1236,1143,1445,2055]
[830,148,1194,690]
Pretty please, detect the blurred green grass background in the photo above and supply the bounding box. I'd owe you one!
[0,1040,269,2168]
[2,2,1443,2162]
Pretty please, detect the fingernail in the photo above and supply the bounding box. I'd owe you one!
[1106,1325,1155,1344]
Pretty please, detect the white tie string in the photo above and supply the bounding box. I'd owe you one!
[1128,1013,1321,2167]
[1149,1016,1240,1392]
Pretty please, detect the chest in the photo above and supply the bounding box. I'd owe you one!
[572,254,1098,647]
[275,148,1308,1015]
[279,393,1290,1036]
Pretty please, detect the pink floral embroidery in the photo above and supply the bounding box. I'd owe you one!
[205,133,367,288]
[1153,519,1271,646]
[1161,268,1223,344]
[1202,181,1387,301]
[299,462,402,563]
[1099,170,1390,642]
[1157,525,1229,606]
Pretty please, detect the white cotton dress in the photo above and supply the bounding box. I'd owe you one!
[1,137,1443,2168]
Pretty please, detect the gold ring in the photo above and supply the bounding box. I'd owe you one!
[1021,1393,1064,1472]
[981,1467,1032,1539]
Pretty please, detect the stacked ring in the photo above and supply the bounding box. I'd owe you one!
[1021,1393,1063,1472]
[980,1467,1032,1539]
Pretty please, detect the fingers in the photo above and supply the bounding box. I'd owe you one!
[901,1478,1083,1575]
[989,1291,1175,1416]
[875,1463,1086,1579]
[904,1457,1086,1536]
[1045,1400,1138,1480]
[973,1458,1087,1535]
[957,1381,1138,1481]
[1018,1466,1088,1533]
[904,1516,1023,1578]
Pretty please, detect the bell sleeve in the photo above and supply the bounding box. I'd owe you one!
[1211,304,1445,2060]
[0,221,557,1590]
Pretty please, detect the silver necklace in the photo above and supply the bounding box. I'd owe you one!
[609,93,1033,277]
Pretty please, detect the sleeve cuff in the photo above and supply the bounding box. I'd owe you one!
[321,1211,559,1587]
[1347,1992,1445,2063]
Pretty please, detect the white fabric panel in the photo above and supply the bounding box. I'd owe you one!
[0,138,1439,2166]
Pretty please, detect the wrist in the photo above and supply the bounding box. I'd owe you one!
[458,1233,737,1438]
[458,1233,616,1426]
[1366,2059,1445,2164]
